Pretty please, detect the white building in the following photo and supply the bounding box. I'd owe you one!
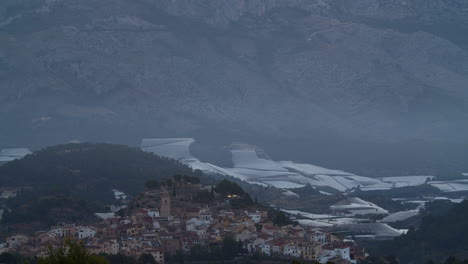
[312,232,327,244]
[150,250,165,264]
[120,218,131,225]
[246,238,269,254]
[284,244,302,258]
[335,247,351,261]
[248,211,262,223]
[103,239,120,255]
[259,243,271,255]
[6,235,29,248]
[235,231,257,242]
[148,210,160,218]
[112,189,127,200]
[317,247,352,264]
[153,221,161,230]
[77,226,97,239]
[199,209,213,223]
[49,226,74,238]
[186,218,208,232]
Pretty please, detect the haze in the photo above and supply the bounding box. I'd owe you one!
[1,0,467,177]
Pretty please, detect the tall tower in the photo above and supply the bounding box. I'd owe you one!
[160,191,171,218]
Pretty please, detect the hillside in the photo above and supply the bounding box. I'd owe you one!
[0,0,467,176]
[1,191,101,235]
[369,200,468,263]
[0,143,200,201]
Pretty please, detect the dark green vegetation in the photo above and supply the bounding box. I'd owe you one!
[0,143,266,237]
[1,189,100,234]
[0,240,108,264]
[0,143,204,235]
[291,184,321,197]
[37,240,108,264]
[354,185,443,213]
[214,179,248,197]
[167,236,296,263]
[214,179,253,208]
[0,240,165,264]
[0,143,200,202]
[214,175,286,205]
[368,200,468,263]
[362,256,468,264]
[0,238,258,264]
[135,254,157,264]
[211,175,340,214]
[145,175,200,190]
[177,237,244,262]
[192,187,215,204]
[269,193,343,215]
[0,252,34,264]
[100,254,138,264]
[144,179,160,190]
[267,208,296,227]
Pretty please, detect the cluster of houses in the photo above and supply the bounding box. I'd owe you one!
[0,180,367,263]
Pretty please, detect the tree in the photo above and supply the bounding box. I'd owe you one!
[145,180,160,189]
[268,209,294,226]
[137,254,156,264]
[193,190,211,203]
[209,185,215,200]
[292,260,309,264]
[0,252,29,264]
[214,180,245,196]
[102,253,136,264]
[161,179,173,187]
[190,245,210,261]
[115,209,126,217]
[214,180,253,209]
[238,240,244,254]
[222,237,240,260]
[38,240,108,264]
[186,175,200,184]
[255,223,263,232]
[174,250,184,264]
[0,143,197,204]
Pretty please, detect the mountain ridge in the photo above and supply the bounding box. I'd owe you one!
[0,0,467,175]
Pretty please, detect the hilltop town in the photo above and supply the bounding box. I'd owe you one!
[0,176,366,263]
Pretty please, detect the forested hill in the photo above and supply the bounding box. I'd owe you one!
[0,143,201,201]
[369,200,468,264]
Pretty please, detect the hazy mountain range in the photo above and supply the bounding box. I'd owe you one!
[1,0,467,176]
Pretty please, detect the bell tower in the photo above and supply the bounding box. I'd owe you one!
[160,191,171,218]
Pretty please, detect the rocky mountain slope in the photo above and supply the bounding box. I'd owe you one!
[0,0,467,175]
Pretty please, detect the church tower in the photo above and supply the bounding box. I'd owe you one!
[160,191,171,218]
